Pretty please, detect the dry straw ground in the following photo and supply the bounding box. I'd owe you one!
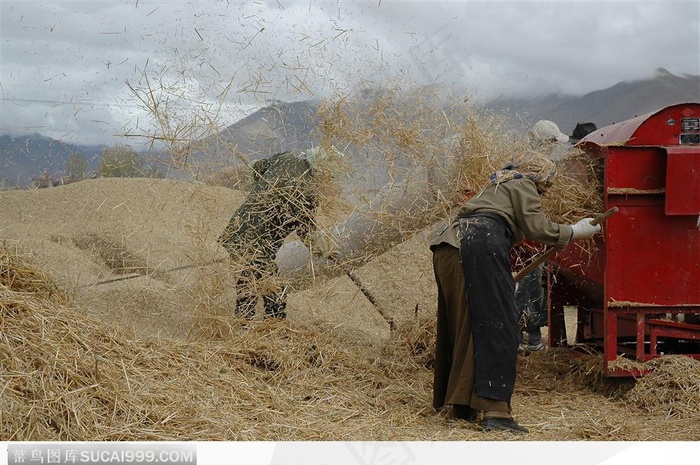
[2,238,699,441]
[1,94,698,441]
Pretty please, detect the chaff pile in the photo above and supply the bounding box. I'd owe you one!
[2,243,700,441]
[0,244,433,441]
[626,356,700,419]
[72,233,150,276]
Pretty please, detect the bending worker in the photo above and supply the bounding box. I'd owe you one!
[219,148,335,319]
[429,155,600,433]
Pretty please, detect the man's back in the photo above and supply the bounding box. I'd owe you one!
[220,152,317,259]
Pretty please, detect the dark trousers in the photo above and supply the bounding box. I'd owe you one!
[459,214,519,403]
[432,239,511,413]
[235,257,287,319]
[516,264,546,344]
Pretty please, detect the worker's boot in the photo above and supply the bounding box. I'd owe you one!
[263,294,287,319]
[452,404,479,422]
[519,328,544,352]
[481,413,529,434]
[481,417,529,434]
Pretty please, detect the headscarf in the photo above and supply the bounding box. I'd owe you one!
[489,155,557,193]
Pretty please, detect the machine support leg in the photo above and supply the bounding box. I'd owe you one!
[605,308,618,369]
[636,312,646,360]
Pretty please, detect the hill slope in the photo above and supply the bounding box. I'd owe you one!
[0,133,103,188]
[482,68,699,135]
[546,68,700,134]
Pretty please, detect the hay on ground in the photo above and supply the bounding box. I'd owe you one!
[2,243,699,441]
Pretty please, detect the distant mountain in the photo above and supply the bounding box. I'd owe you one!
[4,69,698,189]
[483,68,700,136]
[0,133,104,189]
[206,69,699,164]
[194,99,322,165]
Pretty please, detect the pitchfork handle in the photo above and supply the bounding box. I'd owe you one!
[589,206,619,226]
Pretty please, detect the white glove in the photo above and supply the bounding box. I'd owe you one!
[570,217,602,239]
[310,231,339,260]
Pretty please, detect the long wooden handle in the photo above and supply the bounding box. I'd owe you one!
[513,207,618,283]
[341,266,395,331]
[324,254,395,331]
[589,206,619,226]
[513,248,559,283]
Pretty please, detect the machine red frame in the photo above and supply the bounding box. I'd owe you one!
[545,103,700,376]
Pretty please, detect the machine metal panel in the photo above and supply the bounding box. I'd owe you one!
[605,147,666,191]
[547,103,700,374]
[602,143,699,305]
[665,147,700,215]
[605,199,700,306]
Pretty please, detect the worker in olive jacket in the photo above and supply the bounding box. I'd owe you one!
[429,155,600,433]
[219,148,334,319]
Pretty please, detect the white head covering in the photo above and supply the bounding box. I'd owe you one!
[530,120,569,144]
[301,145,343,169]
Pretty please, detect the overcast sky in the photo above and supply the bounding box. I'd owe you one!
[2,0,699,146]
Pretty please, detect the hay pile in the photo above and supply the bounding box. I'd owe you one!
[0,243,438,440]
[2,242,699,441]
[626,356,700,419]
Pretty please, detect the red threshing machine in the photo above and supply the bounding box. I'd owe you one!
[546,102,700,376]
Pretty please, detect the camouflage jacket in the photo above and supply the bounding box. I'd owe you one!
[219,151,318,262]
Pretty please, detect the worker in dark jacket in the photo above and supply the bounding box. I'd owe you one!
[515,120,598,352]
[569,122,597,143]
[515,121,598,351]
[429,155,600,433]
[219,148,334,319]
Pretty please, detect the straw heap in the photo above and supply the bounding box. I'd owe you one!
[2,243,699,441]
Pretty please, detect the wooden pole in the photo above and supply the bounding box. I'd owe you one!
[340,265,396,332]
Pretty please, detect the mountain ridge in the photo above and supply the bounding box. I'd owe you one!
[487,68,700,135]
[3,69,698,188]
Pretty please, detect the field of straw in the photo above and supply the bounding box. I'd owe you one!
[2,95,699,441]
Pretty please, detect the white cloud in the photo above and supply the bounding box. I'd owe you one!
[1,0,698,145]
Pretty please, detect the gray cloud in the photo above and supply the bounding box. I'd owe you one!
[2,0,698,146]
